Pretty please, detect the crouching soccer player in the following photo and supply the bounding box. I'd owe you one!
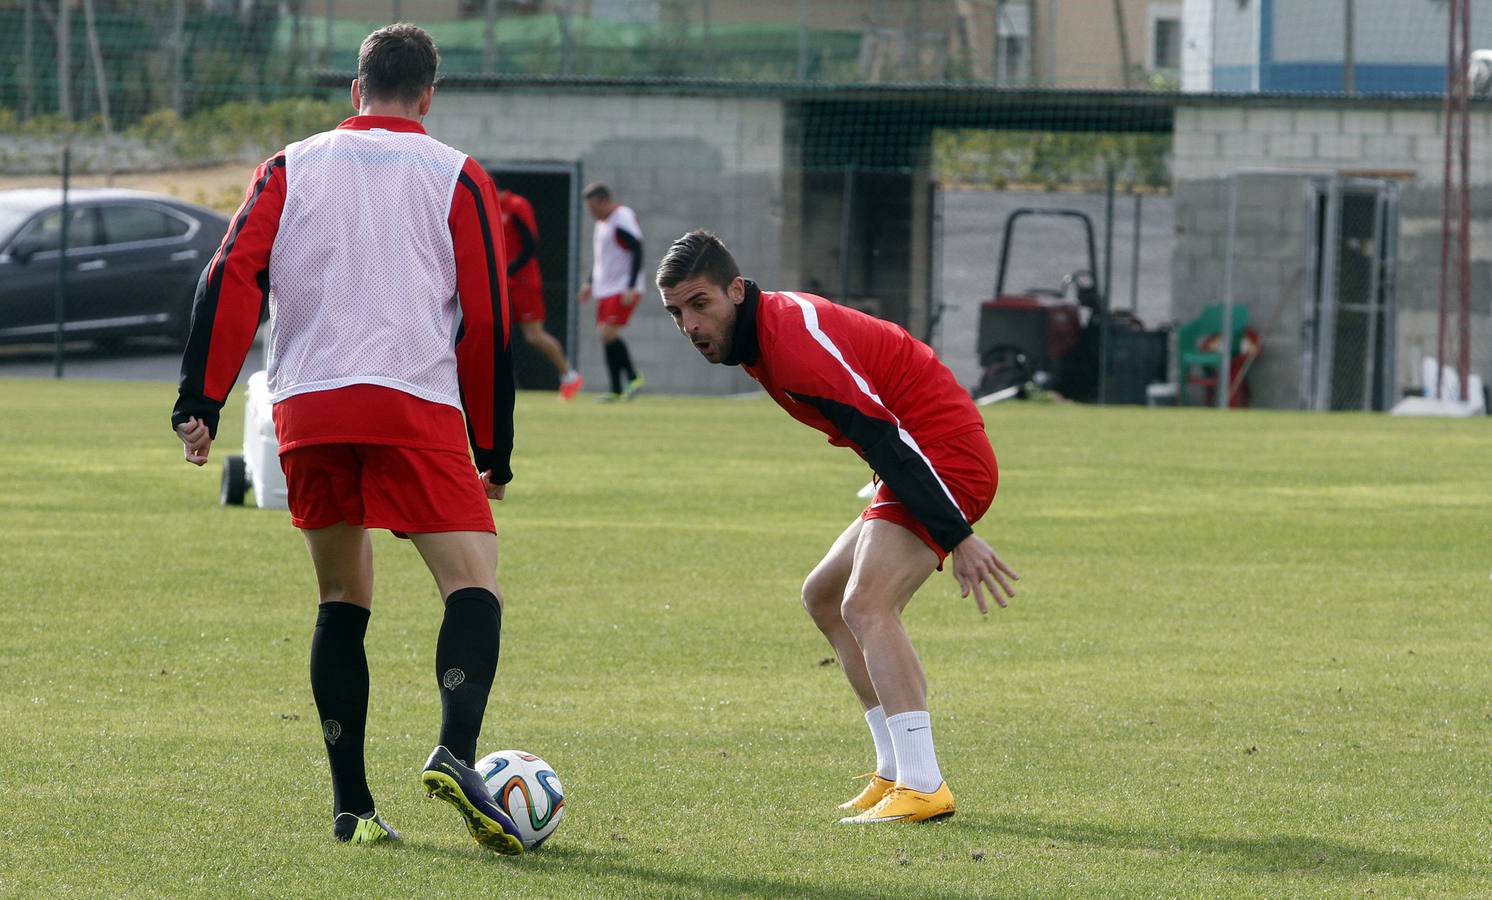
[171,24,526,853]
[657,230,1019,824]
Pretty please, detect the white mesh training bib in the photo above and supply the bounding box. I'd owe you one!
[590,204,643,298]
[266,126,470,408]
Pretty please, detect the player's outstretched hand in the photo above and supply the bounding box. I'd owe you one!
[577,284,592,304]
[951,533,1019,616]
[479,470,506,501]
[176,416,212,466]
[621,288,641,308]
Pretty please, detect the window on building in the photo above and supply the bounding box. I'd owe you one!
[996,3,1031,85]
[1152,17,1182,71]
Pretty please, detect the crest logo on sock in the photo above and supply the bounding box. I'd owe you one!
[323,719,342,744]
[442,668,466,690]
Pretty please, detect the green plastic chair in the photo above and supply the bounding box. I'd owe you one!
[1177,303,1249,406]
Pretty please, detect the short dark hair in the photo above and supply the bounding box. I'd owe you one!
[582,182,611,201]
[357,24,440,106]
[656,230,741,290]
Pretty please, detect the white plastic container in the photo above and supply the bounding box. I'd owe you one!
[222,371,288,509]
[244,371,288,508]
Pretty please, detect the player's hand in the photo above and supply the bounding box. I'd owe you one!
[951,533,1019,615]
[479,470,506,501]
[622,288,641,308]
[578,284,592,304]
[176,416,212,466]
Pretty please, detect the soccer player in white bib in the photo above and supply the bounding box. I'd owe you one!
[577,182,646,400]
[171,24,527,854]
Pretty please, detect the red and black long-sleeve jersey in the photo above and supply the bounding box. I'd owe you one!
[498,189,541,288]
[172,115,515,481]
[727,282,986,552]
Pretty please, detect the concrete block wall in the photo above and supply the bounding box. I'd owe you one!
[426,89,787,397]
[1173,100,1492,406]
[1171,175,1309,409]
[1172,103,1492,185]
[1391,186,1492,392]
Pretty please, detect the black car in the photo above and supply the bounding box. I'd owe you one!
[0,188,230,347]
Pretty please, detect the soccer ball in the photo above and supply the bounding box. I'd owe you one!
[475,750,566,850]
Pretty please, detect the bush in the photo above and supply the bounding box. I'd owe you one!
[125,97,344,163]
[934,129,1172,193]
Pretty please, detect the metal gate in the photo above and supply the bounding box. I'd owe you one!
[1303,177,1400,412]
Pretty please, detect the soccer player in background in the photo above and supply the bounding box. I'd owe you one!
[171,24,527,854]
[577,182,646,401]
[498,187,583,399]
[657,230,1019,824]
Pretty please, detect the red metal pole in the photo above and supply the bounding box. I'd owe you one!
[1437,0,1456,400]
[1458,0,1473,401]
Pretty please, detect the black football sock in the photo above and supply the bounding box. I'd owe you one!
[435,587,502,766]
[309,601,374,818]
[614,338,637,382]
[604,340,625,395]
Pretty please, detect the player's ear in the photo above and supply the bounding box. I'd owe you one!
[418,85,434,117]
[350,79,361,112]
[729,277,745,304]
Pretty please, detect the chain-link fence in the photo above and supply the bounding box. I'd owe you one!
[0,1,1183,396]
[0,2,1186,176]
[1171,171,1404,412]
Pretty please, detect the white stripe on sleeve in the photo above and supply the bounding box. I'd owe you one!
[781,292,965,522]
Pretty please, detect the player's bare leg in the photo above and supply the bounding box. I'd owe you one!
[840,520,938,715]
[303,522,375,608]
[837,519,955,824]
[802,517,898,811]
[409,529,523,854]
[409,530,500,601]
[519,320,582,398]
[301,523,397,842]
[803,518,878,708]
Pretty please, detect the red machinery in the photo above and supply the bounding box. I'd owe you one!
[973,208,1100,397]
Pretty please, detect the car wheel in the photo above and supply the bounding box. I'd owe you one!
[221,455,248,506]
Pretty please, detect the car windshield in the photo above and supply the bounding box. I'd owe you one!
[0,204,35,248]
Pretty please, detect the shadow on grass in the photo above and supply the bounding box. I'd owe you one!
[950,813,1462,879]
[398,814,1465,893]
[399,839,993,900]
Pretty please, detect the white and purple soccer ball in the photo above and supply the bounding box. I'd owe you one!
[475,750,566,850]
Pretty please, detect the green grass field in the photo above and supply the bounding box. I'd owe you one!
[1,379,1488,898]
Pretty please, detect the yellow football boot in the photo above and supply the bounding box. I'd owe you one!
[837,773,896,812]
[838,782,956,824]
[333,811,400,845]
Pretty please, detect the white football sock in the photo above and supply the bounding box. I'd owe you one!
[886,710,943,793]
[864,706,896,781]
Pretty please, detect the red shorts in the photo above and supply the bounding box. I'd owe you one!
[280,443,495,536]
[862,429,998,565]
[511,277,545,324]
[595,293,638,327]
